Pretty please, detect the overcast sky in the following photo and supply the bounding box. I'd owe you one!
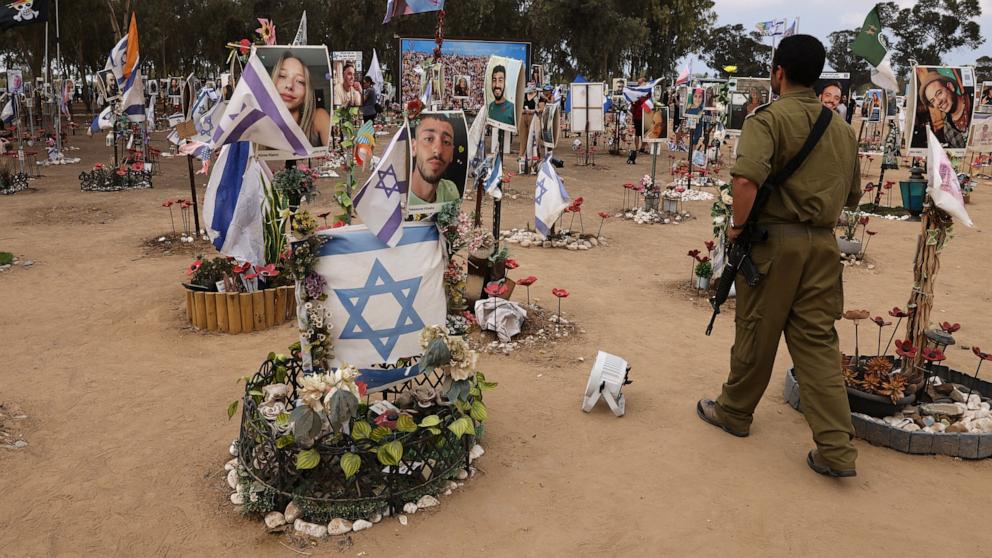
[687,0,992,72]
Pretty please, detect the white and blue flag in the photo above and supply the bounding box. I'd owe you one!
[483,153,504,200]
[534,156,571,238]
[312,222,447,391]
[466,109,487,177]
[105,14,145,122]
[353,125,409,247]
[210,53,314,158]
[88,106,114,135]
[202,141,269,265]
[1,95,16,125]
[623,78,661,110]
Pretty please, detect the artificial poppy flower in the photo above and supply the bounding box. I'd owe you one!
[115,166,127,176]
[894,339,917,359]
[687,249,701,259]
[921,347,946,362]
[623,183,634,190]
[162,200,174,208]
[462,310,477,325]
[866,230,877,236]
[94,162,105,170]
[356,381,368,398]
[516,276,537,287]
[233,262,251,274]
[705,240,716,252]
[504,258,519,270]
[181,200,193,209]
[484,282,510,298]
[374,413,397,429]
[552,288,569,298]
[238,38,251,55]
[256,263,279,278]
[858,216,870,226]
[597,211,610,219]
[332,220,347,228]
[131,162,144,172]
[871,316,891,327]
[864,184,875,192]
[888,307,909,318]
[843,309,871,321]
[244,272,259,281]
[972,346,992,361]
[940,322,961,334]
[186,260,202,276]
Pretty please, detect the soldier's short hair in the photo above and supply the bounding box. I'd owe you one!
[772,35,825,88]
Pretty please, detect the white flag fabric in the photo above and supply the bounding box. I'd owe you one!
[312,222,446,386]
[292,10,307,45]
[105,14,145,122]
[87,105,114,135]
[367,49,385,95]
[202,141,269,264]
[676,65,690,85]
[927,128,973,227]
[484,153,504,200]
[210,53,315,158]
[420,77,433,105]
[534,156,571,238]
[466,109,487,177]
[622,78,661,104]
[1,96,15,125]
[871,53,900,92]
[524,112,540,162]
[353,125,409,247]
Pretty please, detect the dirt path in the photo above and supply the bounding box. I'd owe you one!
[1,121,991,557]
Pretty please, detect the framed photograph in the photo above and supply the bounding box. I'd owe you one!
[6,70,23,95]
[484,56,524,133]
[976,81,992,114]
[430,63,445,103]
[540,99,561,148]
[612,78,626,95]
[969,111,992,153]
[530,64,545,87]
[452,75,471,99]
[864,89,885,123]
[727,78,771,131]
[146,78,159,97]
[332,59,362,108]
[684,86,704,118]
[642,105,669,142]
[97,69,119,101]
[407,110,470,217]
[908,65,975,155]
[251,45,333,160]
[815,72,851,120]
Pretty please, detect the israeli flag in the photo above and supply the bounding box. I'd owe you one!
[466,109,487,177]
[210,53,314,158]
[202,141,269,264]
[105,14,145,122]
[623,78,661,104]
[353,125,409,247]
[419,77,433,105]
[483,153,504,200]
[311,222,447,391]
[1,96,15,125]
[534,156,571,238]
[88,106,114,135]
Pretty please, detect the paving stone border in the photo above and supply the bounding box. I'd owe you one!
[783,368,992,459]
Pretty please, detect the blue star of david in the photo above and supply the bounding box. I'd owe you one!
[375,164,405,198]
[535,176,548,205]
[335,259,424,360]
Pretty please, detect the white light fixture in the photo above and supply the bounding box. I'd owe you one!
[581,351,631,417]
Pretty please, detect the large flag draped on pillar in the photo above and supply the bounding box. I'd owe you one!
[534,157,571,238]
[209,53,315,157]
[852,7,899,92]
[106,13,146,121]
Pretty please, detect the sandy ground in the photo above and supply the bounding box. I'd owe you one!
[2,116,992,558]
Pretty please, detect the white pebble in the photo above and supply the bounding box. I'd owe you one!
[370,512,382,524]
[229,440,238,456]
[469,444,485,462]
[224,458,238,471]
[327,518,352,535]
[398,515,408,526]
[226,469,239,489]
[352,519,373,532]
[284,501,301,523]
[455,469,469,480]
[264,512,286,529]
[230,492,244,505]
[417,495,440,509]
[403,502,419,514]
[294,519,327,538]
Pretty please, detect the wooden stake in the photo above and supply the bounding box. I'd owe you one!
[193,292,207,329]
[227,293,242,334]
[216,294,229,332]
[903,204,952,380]
[264,289,276,328]
[205,293,218,331]
[275,286,288,324]
[185,290,194,323]
[252,291,265,330]
[240,293,254,332]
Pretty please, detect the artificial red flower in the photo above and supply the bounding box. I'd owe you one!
[864,184,875,192]
[704,240,716,252]
[940,322,961,334]
[462,310,477,325]
[484,282,510,298]
[597,211,610,219]
[131,161,144,172]
[921,347,946,362]
[94,162,105,170]
[973,347,992,361]
[232,262,251,274]
[516,276,537,286]
[406,98,425,118]
[256,263,279,277]
[162,200,174,208]
[888,307,909,318]
[697,256,711,264]
[504,258,519,270]
[181,200,193,209]
[332,220,347,228]
[238,38,251,55]
[883,181,894,190]
[115,166,127,176]
[871,316,891,327]
[374,413,397,429]
[858,216,870,226]
[894,339,917,359]
[866,230,877,236]
[687,249,701,259]
[552,288,569,298]
[244,272,259,280]
[186,260,202,276]
[356,381,368,397]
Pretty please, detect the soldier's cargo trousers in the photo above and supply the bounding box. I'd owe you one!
[716,223,858,469]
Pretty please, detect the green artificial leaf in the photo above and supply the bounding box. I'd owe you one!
[275,412,291,427]
[351,420,372,441]
[376,440,404,466]
[340,452,361,479]
[469,386,482,398]
[276,434,295,449]
[419,415,441,428]
[274,365,287,384]
[470,400,488,422]
[447,417,470,439]
[226,400,239,420]
[341,139,354,148]
[396,414,418,433]
[370,426,391,442]
[427,427,442,436]
[296,448,320,470]
[291,406,322,447]
[327,390,359,432]
[420,338,453,371]
[267,351,276,362]
[248,389,263,397]
[478,379,499,391]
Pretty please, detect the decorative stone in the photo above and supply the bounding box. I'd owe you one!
[902,423,921,432]
[12,440,27,448]
[294,519,327,538]
[417,495,440,509]
[224,458,238,471]
[370,512,382,524]
[403,502,418,514]
[455,469,469,480]
[951,388,969,403]
[352,519,373,532]
[974,417,992,433]
[264,512,286,529]
[327,518,352,535]
[227,469,239,489]
[588,237,598,246]
[947,422,969,433]
[920,403,965,418]
[284,501,301,523]
[230,492,244,505]
[398,515,408,526]
[445,480,459,491]
[229,440,238,456]
[520,240,531,247]
[469,444,485,462]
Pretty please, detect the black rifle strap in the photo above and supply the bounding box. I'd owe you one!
[767,106,834,186]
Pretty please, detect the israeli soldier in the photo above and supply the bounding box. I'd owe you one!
[696,35,862,477]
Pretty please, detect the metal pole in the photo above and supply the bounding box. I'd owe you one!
[492,130,504,239]
[186,154,202,235]
[54,0,63,157]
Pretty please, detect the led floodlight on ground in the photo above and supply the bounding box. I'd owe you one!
[581,351,631,417]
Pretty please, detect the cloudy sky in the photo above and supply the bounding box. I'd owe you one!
[688,0,992,71]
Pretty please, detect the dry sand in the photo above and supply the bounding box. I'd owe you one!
[1,119,991,557]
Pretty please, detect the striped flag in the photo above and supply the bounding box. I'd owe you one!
[419,77,433,105]
[353,125,409,247]
[675,65,690,85]
[105,13,145,121]
[534,156,570,238]
[622,78,661,104]
[483,153,504,200]
[202,141,269,265]
[466,109,487,177]
[1,95,15,125]
[87,106,114,135]
[782,18,798,37]
[209,53,315,158]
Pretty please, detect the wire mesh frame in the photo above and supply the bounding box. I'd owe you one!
[0,172,29,195]
[236,357,474,516]
[78,168,153,191]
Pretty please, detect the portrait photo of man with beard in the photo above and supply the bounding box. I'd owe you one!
[484,56,523,132]
[407,111,469,215]
[911,66,975,152]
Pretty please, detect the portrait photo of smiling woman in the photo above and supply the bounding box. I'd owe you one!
[255,45,333,157]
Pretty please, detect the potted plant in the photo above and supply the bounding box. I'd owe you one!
[838,309,917,417]
[662,186,682,213]
[836,209,867,257]
[641,175,661,211]
[693,256,712,290]
[272,164,319,209]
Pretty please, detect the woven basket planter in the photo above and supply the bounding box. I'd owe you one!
[184,286,296,333]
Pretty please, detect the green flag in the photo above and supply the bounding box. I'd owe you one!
[852,7,899,91]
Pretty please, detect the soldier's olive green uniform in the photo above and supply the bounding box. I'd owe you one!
[716,88,861,469]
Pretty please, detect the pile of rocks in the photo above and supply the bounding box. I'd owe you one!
[673,188,716,202]
[881,379,992,434]
[224,440,485,538]
[0,257,34,273]
[620,208,694,225]
[499,229,607,250]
